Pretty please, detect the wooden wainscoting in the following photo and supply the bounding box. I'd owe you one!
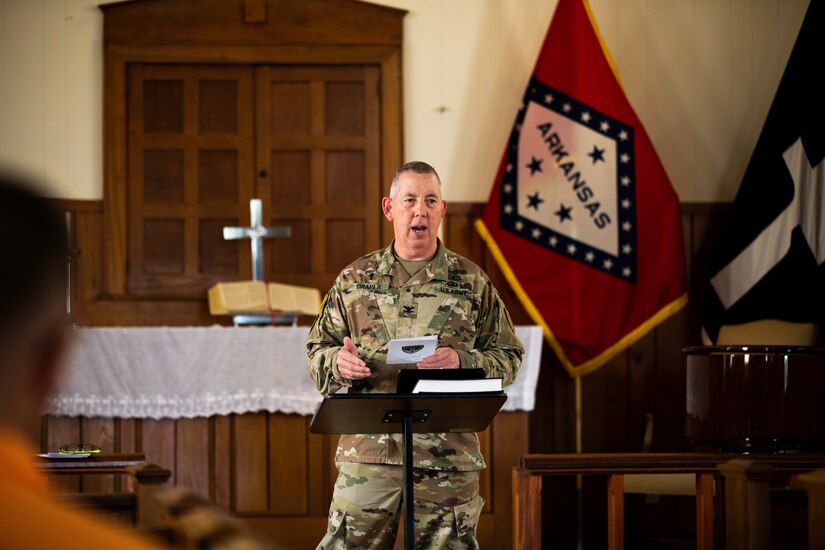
[41,410,527,549]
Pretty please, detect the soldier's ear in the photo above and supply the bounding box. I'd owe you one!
[381,197,394,221]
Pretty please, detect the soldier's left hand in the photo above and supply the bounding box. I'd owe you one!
[416,347,459,369]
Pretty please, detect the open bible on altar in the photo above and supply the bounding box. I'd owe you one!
[207,281,321,317]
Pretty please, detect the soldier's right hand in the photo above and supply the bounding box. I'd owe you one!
[337,336,372,380]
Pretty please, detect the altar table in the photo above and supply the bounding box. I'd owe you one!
[47,325,543,419]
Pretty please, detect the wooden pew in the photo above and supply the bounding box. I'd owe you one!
[513,452,825,550]
[40,454,278,548]
[38,453,169,525]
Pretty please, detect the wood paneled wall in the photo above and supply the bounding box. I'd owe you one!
[42,412,527,549]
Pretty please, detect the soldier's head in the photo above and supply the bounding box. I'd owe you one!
[382,161,446,261]
[0,170,69,440]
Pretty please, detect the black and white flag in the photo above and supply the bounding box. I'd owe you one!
[703,0,825,344]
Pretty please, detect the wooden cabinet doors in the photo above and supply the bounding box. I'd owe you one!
[127,63,381,297]
[128,64,255,296]
[256,66,382,292]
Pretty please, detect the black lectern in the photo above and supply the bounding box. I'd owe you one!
[310,392,507,550]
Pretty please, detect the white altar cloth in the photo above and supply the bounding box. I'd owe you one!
[46,325,543,419]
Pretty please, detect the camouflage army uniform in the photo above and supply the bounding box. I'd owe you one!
[307,240,524,549]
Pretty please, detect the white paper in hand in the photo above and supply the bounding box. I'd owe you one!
[386,335,438,364]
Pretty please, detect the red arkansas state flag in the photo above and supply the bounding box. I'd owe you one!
[476,0,687,377]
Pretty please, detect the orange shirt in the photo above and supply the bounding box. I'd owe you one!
[0,428,167,550]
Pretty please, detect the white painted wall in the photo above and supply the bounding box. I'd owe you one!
[0,0,809,202]
[0,0,103,199]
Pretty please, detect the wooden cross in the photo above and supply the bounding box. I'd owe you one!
[223,199,291,281]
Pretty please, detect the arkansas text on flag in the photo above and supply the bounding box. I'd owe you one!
[702,0,824,344]
[476,0,687,377]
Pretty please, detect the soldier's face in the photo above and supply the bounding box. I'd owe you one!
[382,172,446,260]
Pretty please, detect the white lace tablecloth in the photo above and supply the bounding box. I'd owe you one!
[46,325,543,419]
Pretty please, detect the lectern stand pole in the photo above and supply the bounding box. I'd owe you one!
[403,412,415,550]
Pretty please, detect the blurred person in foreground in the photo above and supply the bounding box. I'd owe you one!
[0,170,166,549]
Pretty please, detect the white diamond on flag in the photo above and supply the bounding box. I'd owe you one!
[499,79,637,281]
[518,101,618,255]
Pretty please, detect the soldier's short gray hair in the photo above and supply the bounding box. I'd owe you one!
[389,161,442,198]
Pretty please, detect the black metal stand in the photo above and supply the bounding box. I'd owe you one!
[310,393,506,550]
[403,411,415,549]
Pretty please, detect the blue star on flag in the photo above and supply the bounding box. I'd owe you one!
[526,156,544,175]
[555,203,573,223]
[526,192,545,210]
[588,145,606,164]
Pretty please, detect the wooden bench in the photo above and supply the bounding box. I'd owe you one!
[38,453,171,526]
[39,454,276,548]
[513,453,825,550]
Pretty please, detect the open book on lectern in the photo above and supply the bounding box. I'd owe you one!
[395,368,503,394]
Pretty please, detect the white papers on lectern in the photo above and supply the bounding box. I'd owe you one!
[386,335,438,364]
[412,377,503,393]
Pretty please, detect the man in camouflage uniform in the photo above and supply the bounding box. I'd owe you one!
[307,161,524,549]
